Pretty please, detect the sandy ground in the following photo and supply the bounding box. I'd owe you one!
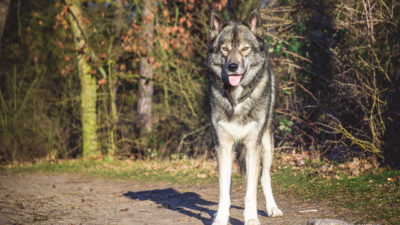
[0,172,354,225]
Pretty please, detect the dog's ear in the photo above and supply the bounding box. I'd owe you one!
[210,10,225,39]
[245,9,263,37]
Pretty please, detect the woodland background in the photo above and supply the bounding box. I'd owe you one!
[0,0,399,169]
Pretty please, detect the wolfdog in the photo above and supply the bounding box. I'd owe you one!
[207,9,283,225]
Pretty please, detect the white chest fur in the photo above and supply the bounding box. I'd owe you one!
[217,120,258,140]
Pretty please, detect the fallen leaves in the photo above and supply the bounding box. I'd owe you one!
[343,157,380,177]
[97,78,106,85]
[135,159,217,180]
[387,175,400,182]
[274,151,382,180]
[197,173,207,179]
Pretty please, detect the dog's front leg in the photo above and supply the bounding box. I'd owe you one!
[213,134,235,225]
[243,139,262,225]
[261,131,283,217]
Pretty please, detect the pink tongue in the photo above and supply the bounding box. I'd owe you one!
[228,75,243,86]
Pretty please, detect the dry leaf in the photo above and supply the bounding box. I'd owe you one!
[197,173,207,179]
[98,78,106,86]
[387,175,400,182]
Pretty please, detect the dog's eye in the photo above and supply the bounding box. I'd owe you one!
[242,47,250,51]
[221,47,229,52]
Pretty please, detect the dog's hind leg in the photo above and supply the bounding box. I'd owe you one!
[243,139,262,225]
[213,135,235,225]
[261,131,283,217]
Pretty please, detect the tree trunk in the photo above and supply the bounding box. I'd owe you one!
[137,0,155,133]
[107,59,118,157]
[104,0,124,158]
[0,0,11,46]
[65,0,99,158]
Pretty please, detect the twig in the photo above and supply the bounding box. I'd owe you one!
[295,82,318,102]
[299,209,318,213]
[177,123,211,155]
[274,146,297,151]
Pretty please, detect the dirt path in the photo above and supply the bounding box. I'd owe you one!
[0,173,353,225]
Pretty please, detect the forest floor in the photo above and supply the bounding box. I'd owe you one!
[1,172,354,225]
[0,156,399,224]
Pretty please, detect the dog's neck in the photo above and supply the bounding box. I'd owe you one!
[228,85,244,102]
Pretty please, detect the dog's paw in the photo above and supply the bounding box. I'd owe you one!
[266,206,283,217]
[245,219,261,225]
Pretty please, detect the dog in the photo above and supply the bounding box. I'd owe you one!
[207,9,283,225]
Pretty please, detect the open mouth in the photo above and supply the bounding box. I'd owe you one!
[228,74,243,87]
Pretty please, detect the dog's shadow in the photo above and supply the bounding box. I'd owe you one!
[123,188,266,225]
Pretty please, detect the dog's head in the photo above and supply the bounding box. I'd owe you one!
[207,9,266,88]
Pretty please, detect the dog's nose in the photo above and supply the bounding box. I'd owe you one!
[228,63,238,72]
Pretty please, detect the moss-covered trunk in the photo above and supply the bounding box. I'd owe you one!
[66,0,99,158]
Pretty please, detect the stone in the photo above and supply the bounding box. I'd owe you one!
[307,219,352,225]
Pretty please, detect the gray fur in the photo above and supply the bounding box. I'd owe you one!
[208,10,282,225]
[207,15,274,150]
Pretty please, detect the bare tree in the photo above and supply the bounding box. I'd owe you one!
[137,0,155,133]
[0,0,11,46]
[105,0,124,158]
[65,0,99,158]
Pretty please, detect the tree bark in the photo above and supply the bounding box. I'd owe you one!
[101,0,124,158]
[107,59,118,157]
[65,0,99,158]
[0,0,11,46]
[137,0,155,133]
